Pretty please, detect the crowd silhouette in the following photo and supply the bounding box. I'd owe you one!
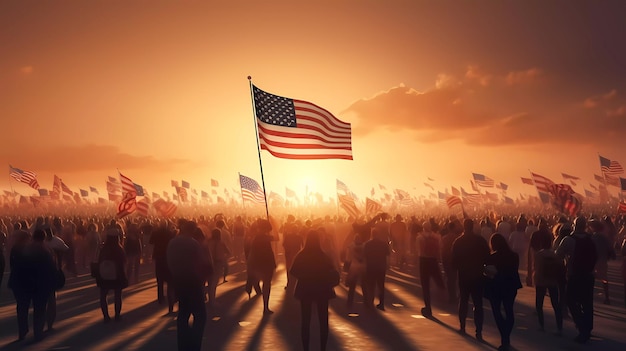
[0,206,625,350]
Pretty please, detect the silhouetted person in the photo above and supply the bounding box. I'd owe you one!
[442,219,462,304]
[345,233,366,309]
[283,215,303,290]
[452,218,490,340]
[589,219,613,304]
[151,221,176,312]
[290,230,339,351]
[247,219,277,314]
[556,217,597,344]
[96,227,128,323]
[364,226,390,311]
[167,220,212,351]
[532,229,563,334]
[207,228,230,307]
[124,222,142,285]
[485,234,522,351]
[418,221,445,317]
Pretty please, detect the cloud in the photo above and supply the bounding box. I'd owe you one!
[583,89,617,108]
[343,66,626,148]
[1,144,191,173]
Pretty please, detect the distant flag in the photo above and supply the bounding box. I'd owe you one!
[470,180,479,192]
[561,173,580,181]
[530,172,555,194]
[285,187,297,198]
[133,183,145,196]
[499,183,509,191]
[171,180,179,187]
[153,198,177,217]
[594,174,605,183]
[211,179,219,187]
[521,177,534,185]
[438,191,447,203]
[239,174,266,204]
[89,186,99,194]
[606,175,620,187]
[584,189,597,198]
[217,196,226,204]
[108,176,119,183]
[446,195,462,209]
[547,183,580,216]
[116,192,137,219]
[201,190,209,198]
[504,196,515,205]
[118,172,137,196]
[252,84,353,160]
[181,180,190,189]
[98,197,107,204]
[9,165,40,190]
[176,186,188,202]
[269,191,285,205]
[211,189,218,195]
[424,183,434,190]
[365,197,382,215]
[152,192,161,199]
[80,189,89,197]
[599,155,624,176]
[107,180,122,193]
[191,188,198,195]
[38,189,49,196]
[338,194,360,218]
[484,191,499,202]
[162,191,169,199]
[108,192,123,202]
[336,179,349,194]
[472,173,495,187]
[379,184,387,190]
[370,187,375,196]
[136,200,150,216]
[451,186,461,196]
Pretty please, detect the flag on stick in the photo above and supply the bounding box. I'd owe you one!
[239,174,265,204]
[9,165,40,189]
[252,84,353,160]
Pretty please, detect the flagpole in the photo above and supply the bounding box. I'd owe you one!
[248,76,270,219]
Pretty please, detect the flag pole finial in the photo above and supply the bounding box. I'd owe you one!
[247,76,252,81]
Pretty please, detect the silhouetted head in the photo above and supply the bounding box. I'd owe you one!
[211,228,221,241]
[573,217,587,233]
[588,219,604,233]
[216,219,225,228]
[33,229,46,242]
[303,230,322,252]
[490,233,511,253]
[463,219,474,235]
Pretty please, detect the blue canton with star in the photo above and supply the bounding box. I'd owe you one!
[253,86,298,128]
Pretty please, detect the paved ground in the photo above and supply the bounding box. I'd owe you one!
[1,256,625,351]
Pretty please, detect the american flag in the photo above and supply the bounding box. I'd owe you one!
[338,194,360,218]
[239,174,266,204]
[530,172,555,193]
[176,186,188,202]
[9,165,40,189]
[285,187,296,198]
[336,179,349,194]
[269,191,285,204]
[379,184,387,190]
[472,173,495,187]
[446,195,462,209]
[521,177,534,185]
[451,186,461,196]
[561,173,580,181]
[89,186,99,194]
[605,175,620,187]
[171,180,179,187]
[365,197,382,215]
[153,198,177,217]
[181,180,190,189]
[584,189,596,198]
[599,155,624,176]
[80,189,89,197]
[252,84,352,160]
[594,174,605,182]
[136,200,150,216]
[211,179,219,187]
[119,172,137,196]
[201,190,208,198]
[107,180,122,193]
[116,192,137,219]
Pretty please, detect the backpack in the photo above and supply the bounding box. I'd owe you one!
[571,235,597,275]
[99,260,117,280]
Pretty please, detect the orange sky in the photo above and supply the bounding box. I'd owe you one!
[1,1,625,200]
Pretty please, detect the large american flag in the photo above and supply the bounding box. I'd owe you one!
[119,171,137,196]
[9,165,40,189]
[252,85,352,160]
[599,155,624,176]
[239,174,266,204]
[530,172,555,194]
[472,173,495,187]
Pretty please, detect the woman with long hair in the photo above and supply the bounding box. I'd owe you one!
[290,230,339,351]
[95,227,128,323]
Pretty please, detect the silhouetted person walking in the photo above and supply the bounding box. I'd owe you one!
[452,219,490,341]
[96,227,128,323]
[291,230,339,351]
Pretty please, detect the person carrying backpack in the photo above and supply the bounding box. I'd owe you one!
[556,217,597,344]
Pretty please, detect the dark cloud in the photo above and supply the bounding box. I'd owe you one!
[344,66,626,148]
[1,144,191,173]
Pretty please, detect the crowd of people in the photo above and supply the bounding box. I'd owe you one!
[0,207,625,351]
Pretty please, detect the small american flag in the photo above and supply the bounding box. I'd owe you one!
[600,155,624,176]
[153,199,177,217]
[252,84,352,160]
[336,179,349,194]
[365,197,382,215]
[211,179,219,187]
[521,177,534,185]
[119,171,137,196]
[338,194,360,218]
[239,174,265,204]
[472,173,495,187]
[446,195,462,209]
[9,165,40,190]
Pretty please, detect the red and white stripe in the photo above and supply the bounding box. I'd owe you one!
[446,195,462,209]
[119,172,137,196]
[531,172,555,193]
